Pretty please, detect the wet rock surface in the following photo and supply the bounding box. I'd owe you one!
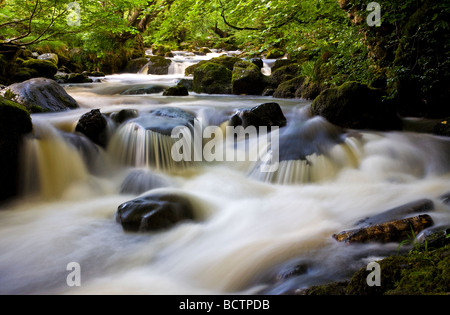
[116,192,196,232]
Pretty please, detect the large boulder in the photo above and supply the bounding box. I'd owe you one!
[3,78,79,112]
[0,96,33,203]
[269,63,302,87]
[231,60,268,95]
[146,56,172,75]
[273,76,305,99]
[311,81,402,131]
[193,62,232,94]
[116,192,196,232]
[19,59,58,79]
[37,53,59,66]
[123,57,149,73]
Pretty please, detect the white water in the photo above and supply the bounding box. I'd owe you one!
[1,53,450,295]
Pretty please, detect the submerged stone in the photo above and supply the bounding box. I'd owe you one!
[116,193,195,232]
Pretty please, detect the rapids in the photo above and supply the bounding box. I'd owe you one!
[0,51,449,295]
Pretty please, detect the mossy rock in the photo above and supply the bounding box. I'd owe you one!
[163,85,189,96]
[269,63,302,87]
[20,59,58,79]
[13,67,39,82]
[123,57,149,73]
[271,59,294,72]
[147,56,172,75]
[303,244,450,295]
[311,81,401,131]
[273,76,306,99]
[193,62,232,94]
[185,55,241,76]
[37,53,59,66]
[231,60,268,95]
[0,96,33,203]
[266,49,285,59]
[5,78,79,112]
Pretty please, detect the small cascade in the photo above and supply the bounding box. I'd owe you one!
[107,108,202,173]
[248,114,364,185]
[20,121,90,200]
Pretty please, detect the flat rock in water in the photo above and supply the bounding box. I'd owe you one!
[333,214,434,243]
[116,193,195,232]
[355,198,435,227]
[131,107,196,136]
[3,78,79,112]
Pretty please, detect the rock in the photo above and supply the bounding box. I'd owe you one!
[125,107,196,136]
[266,49,285,59]
[116,192,196,232]
[275,116,345,162]
[3,78,79,112]
[193,62,232,94]
[273,76,305,98]
[146,56,172,75]
[0,96,33,203]
[229,102,287,130]
[199,47,212,54]
[12,67,39,82]
[185,55,241,76]
[432,119,450,137]
[251,58,264,69]
[163,85,189,96]
[311,81,402,131]
[37,53,59,66]
[109,109,139,124]
[416,225,450,250]
[66,73,93,83]
[232,60,268,95]
[121,85,166,95]
[176,79,193,91]
[20,59,58,79]
[75,109,108,147]
[269,64,302,87]
[123,57,149,73]
[333,214,434,244]
[120,169,172,195]
[355,199,435,227]
[439,191,450,205]
[271,59,294,72]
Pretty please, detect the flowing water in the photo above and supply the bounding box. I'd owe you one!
[1,52,450,295]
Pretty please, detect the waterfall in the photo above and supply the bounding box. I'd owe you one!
[20,121,90,200]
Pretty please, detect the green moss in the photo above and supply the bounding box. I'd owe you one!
[193,62,232,94]
[273,76,305,99]
[185,55,241,76]
[21,59,58,78]
[266,49,285,59]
